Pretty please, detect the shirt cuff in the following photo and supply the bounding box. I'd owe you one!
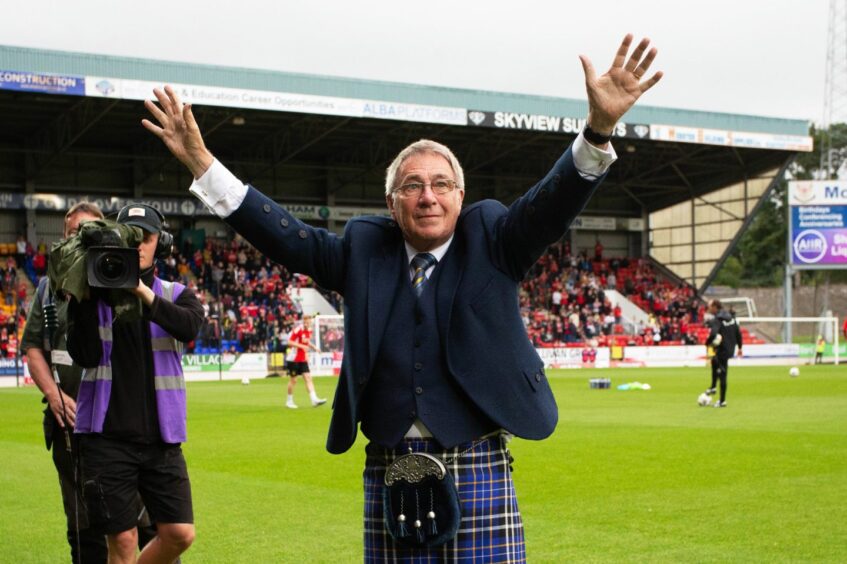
[572,131,617,180]
[189,159,248,218]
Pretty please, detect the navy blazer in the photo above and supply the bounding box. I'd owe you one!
[225,145,603,454]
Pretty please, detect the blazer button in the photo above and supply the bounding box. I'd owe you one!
[415,386,423,395]
[262,204,271,213]
[535,373,542,382]
[298,229,307,239]
[414,362,423,371]
[280,218,289,228]
[553,174,561,186]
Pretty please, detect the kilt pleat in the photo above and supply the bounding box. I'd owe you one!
[363,435,526,563]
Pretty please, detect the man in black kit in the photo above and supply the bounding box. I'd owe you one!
[705,299,742,408]
[68,204,204,563]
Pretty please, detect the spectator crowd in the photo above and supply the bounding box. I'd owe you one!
[5,230,709,359]
[155,236,342,355]
[520,241,704,348]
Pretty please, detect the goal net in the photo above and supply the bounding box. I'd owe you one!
[310,315,345,376]
[737,316,841,365]
[314,315,345,353]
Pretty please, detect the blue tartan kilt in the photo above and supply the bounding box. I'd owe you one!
[363,434,526,563]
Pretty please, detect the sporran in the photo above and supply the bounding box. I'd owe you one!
[382,451,461,548]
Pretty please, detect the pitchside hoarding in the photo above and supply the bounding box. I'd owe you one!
[789,180,847,269]
[2,342,840,388]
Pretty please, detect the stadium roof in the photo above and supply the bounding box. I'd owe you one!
[0,45,813,290]
[0,44,809,137]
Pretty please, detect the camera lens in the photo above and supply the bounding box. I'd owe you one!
[98,253,127,281]
[87,246,139,289]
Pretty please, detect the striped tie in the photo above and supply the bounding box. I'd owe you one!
[411,253,437,297]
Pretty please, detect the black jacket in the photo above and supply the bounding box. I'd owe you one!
[707,309,742,360]
[223,145,603,454]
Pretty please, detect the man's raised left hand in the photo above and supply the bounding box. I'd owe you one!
[579,34,663,135]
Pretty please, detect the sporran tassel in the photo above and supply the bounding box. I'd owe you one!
[427,488,437,536]
[397,513,409,539]
[397,491,409,538]
[414,489,425,542]
[427,511,438,536]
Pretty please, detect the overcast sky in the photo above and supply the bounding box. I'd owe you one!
[2,0,831,124]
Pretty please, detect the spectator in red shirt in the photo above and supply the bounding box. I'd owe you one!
[32,250,47,276]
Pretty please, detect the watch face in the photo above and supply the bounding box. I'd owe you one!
[584,125,612,143]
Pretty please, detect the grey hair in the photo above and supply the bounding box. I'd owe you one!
[384,139,465,196]
[66,201,104,222]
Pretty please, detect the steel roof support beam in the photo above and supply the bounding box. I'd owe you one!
[247,118,351,183]
[464,133,544,174]
[698,154,796,293]
[328,124,452,195]
[626,145,712,186]
[643,151,789,211]
[131,107,236,189]
[26,98,120,179]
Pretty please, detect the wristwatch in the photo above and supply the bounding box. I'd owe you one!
[583,124,613,145]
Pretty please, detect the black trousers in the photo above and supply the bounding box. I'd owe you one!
[47,416,158,563]
[49,421,108,564]
[710,356,729,403]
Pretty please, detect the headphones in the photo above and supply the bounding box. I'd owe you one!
[117,203,174,259]
[150,206,175,259]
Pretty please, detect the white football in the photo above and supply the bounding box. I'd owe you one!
[697,393,712,406]
[241,376,250,385]
[789,367,800,378]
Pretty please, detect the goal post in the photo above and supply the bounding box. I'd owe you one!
[737,316,840,365]
[309,314,345,376]
[313,314,345,353]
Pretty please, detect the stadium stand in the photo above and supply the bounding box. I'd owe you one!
[0,246,26,359]
[3,230,767,360]
[518,240,765,349]
[155,237,343,355]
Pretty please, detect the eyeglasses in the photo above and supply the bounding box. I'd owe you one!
[393,179,458,198]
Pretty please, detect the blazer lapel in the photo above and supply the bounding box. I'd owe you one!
[367,244,405,369]
[435,239,464,353]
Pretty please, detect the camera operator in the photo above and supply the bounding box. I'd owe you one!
[24,202,164,563]
[23,203,109,562]
[67,204,204,563]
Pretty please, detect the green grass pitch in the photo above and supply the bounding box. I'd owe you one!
[1,365,846,562]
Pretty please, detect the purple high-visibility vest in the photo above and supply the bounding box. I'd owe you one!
[75,278,188,443]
